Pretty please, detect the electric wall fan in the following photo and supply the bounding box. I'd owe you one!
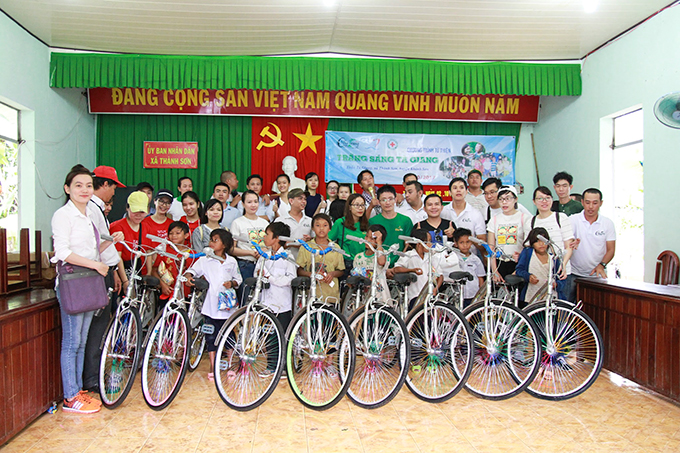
[654,92,680,129]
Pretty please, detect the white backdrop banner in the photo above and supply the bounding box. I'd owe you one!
[325,131,516,185]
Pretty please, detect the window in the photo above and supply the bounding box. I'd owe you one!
[0,102,20,251]
[608,108,643,281]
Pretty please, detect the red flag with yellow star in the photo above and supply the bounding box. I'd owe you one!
[251,117,329,194]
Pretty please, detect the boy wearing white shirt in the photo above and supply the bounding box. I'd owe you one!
[393,230,444,308]
[274,188,312,259]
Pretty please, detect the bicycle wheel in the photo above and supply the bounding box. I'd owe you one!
[286,304,356,410]
[404,302,474,403]
[141,308,190,410]
[188,320,206,372]
[462,301,541,400]
[214,307,284,411]
[99,306,142,409]
[347,305,410,409]
[525,301,603,400]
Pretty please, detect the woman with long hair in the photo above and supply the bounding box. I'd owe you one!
[329,193,369,268]
[51,164,122,414]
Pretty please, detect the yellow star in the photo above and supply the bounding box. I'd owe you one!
[293,123,323,154]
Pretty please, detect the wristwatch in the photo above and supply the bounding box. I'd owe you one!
[599,262,607,269]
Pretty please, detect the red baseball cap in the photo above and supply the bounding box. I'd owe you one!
[93,166,126,187]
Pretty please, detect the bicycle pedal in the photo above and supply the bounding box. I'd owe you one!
[218,360,230,371]
[201,324,215,334]
[411,365,422,374]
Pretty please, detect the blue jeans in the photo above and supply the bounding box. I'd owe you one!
[237,259,256,305]
[58,287,95,400]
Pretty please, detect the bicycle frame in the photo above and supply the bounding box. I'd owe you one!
[295,240,346,352]
[99,238,157,351]
[346,236,399,352]
[144,235,205,355]
[397,235,452,350]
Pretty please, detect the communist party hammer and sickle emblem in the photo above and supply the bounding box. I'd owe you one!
[256,122,284,150]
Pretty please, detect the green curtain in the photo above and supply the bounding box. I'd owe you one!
[96,114,519,200]
[96,115,251,200]
[52,53,581,96]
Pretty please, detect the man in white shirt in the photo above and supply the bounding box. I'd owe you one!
[465,169,488,214]
[167,176,193,220]
[274,188,312,259]
[482,177,532,223]
[441,177,486,246]
[567,188,616,301]
[396,180,427,224]
[84,165,127,392]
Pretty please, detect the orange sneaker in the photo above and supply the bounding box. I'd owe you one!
[78,390,102,407]
[63,393,101,414]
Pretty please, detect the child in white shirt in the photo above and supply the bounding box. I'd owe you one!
[453,228,485,307]
[260,222,297,374]
[185,229,242,381]
[393,229,444,308]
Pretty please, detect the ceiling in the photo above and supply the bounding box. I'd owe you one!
[0,0,675,61]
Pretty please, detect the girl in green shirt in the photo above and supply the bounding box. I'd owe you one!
[329,193,369,266]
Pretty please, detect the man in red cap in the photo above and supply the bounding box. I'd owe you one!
[83,165,127,393]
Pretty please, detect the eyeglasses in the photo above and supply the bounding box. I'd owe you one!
[534,197,552,202]
[379,197,395,203]
[156,199,172,206]
[350,203,366,209]
[499,196,515,203]
[483,190,498,196]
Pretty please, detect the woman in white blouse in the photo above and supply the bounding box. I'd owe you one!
[51,165,122,414]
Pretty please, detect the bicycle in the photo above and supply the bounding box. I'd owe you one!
[523,235,604,400]
[286,239,356,410]
[343,235,410,408]
[97,238,158,409]
[213,240,293,411]
[397,234,475,403]
[140,234,205,410]
[461,237,541,400]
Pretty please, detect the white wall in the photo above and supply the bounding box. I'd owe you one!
[532,4,680,282]
[0,12,96,250]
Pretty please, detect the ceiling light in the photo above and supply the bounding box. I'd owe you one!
[583,0,598,14]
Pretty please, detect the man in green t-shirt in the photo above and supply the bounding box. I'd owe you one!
[369,185,413,265]
[552,171,584,216]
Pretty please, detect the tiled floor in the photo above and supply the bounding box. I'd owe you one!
[3,363,680,453]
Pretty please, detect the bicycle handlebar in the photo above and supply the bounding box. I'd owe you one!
[146,234,204,259]
[468,236,514,261]
[346,234,399,257]
[296,239,344,257]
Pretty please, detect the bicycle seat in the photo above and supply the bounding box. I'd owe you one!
[140,275,160,288]
[244,277,270,289]
[392,273,417,285]
[449,271,473,283]
[192,277,209,291]
[346,276,370,287]
[291,276,311,289]
[503,275,525,288]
